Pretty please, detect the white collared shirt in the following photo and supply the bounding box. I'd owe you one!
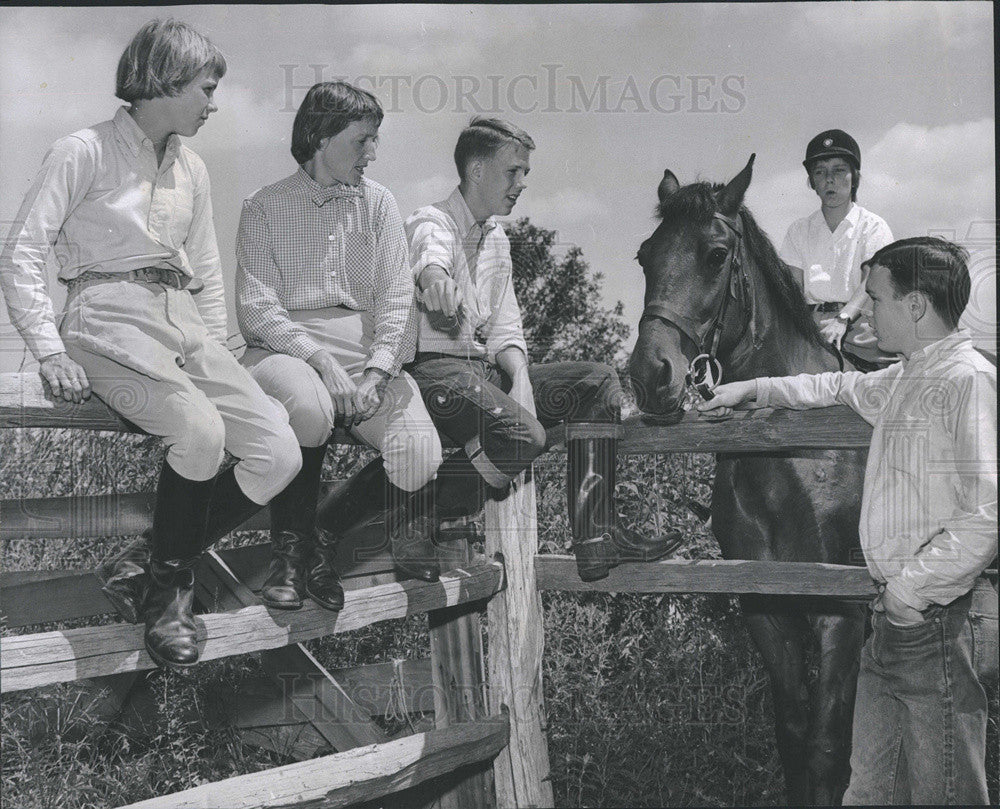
[779,204,893,305]
[0,107,227,357]
[756,332,997,611]
[405,187,527,362]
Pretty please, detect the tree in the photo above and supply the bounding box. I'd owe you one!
[507,218,630,370]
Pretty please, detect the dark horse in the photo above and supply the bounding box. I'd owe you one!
[628,156,868,804]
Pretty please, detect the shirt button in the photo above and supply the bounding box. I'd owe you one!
[328,234,335,240]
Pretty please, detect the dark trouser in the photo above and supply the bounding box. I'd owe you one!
[843,578,998,805]
[408,355,624,489]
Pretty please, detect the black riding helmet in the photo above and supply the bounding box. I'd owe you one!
[803,129,861,171]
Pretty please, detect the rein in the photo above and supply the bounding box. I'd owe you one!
[640,211,758,401]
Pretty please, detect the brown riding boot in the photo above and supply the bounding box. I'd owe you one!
[262,445,332,610]
[306,527,345,611]
[144,557,199,673]
[260,530,312,610]
[387,481,440,583]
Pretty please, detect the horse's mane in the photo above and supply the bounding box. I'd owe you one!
[657,181,825,347]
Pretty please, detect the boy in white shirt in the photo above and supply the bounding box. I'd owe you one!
[700,237,997,804]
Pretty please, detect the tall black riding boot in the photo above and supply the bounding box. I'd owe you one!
[96,463,264,623]
[144,462,214,672]
[262,445,334,610]
[387,480,440,583]
[567,425,683,582]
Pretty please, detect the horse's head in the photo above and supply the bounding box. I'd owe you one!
[628,155,756,420]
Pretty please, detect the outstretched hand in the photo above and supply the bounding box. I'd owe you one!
[695,379,757,418]
[39,352,91,403]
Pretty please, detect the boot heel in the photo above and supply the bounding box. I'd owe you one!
[574,536,612,582]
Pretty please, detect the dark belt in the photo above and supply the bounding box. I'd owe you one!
[810,302,843,314]
[66,267,200,293]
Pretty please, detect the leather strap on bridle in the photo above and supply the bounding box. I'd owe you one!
[640,211,757,399]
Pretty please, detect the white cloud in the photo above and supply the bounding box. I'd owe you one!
[790,1,992,49]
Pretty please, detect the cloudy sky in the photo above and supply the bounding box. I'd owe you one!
[1,3,994,372]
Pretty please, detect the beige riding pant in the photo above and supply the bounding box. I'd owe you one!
[241,307,442,493]
[60,280,301,505]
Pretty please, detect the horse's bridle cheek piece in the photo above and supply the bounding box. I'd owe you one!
[640,211,755,404]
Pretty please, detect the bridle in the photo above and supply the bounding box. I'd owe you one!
[640,211,758,401]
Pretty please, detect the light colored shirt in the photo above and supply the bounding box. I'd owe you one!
[405,187,527,362]
[235,169,416,377]
[0,107,227,358]
[779,204,893,305]
[756,332,997,611]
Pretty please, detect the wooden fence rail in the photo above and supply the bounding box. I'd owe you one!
[120,714,510,809]
[1,369,884,808]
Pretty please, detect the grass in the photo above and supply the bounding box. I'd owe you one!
[1,428,996,807]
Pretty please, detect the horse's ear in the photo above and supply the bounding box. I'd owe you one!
[717,154,756,215]
[658,170,680,203]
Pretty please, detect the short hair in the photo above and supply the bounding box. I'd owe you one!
[290,82,384,165]
[806,158,861,202]
[869,236,971,329]
[115,19,226,103]
[454,116,535,181]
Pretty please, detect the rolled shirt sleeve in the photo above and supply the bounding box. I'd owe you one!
[408,217,455,286]
[235,199,323,363]
[0,137,94,360]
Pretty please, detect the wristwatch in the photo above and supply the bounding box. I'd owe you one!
[835,310,858,326]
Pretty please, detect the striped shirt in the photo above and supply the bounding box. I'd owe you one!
[405,187,527,361]
[0,107,227,358]
[757,332,997,610]
[235,169,416,376]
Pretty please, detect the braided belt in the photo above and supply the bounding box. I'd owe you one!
[66,267,201,293]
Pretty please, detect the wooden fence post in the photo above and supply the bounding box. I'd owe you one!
[423,536,494,808]
[484,469,553,809]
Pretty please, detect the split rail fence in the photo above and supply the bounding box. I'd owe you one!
[2,370,902,808]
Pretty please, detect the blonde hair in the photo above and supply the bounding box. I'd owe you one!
[115,19,226,103]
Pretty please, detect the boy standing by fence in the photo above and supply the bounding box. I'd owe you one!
[0,20,301,672]
[699,236,997,804]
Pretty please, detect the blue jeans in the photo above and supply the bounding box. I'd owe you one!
[843,577,998,805]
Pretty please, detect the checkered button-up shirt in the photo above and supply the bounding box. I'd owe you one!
[236,169,416,376]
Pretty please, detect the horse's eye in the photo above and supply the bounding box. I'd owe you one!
[707,247,728,267]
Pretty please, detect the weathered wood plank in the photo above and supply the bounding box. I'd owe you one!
[119,714,509,809]
[425,538,493,808]
[0,534,398,628]
[4,371,873,453]
[231,659,436,727]
[197,551,390,752]
[554,408,873,453]
[484,473,554,809]
[535,555,879,598]
[1,560,504,693]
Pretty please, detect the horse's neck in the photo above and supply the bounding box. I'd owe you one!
[726,269,840,382]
